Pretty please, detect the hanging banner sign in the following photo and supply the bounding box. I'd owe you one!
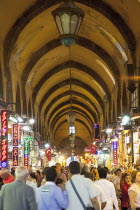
[13,124,18,146]
[12,124,19,166]
[13,147,18,166]
[94,124,100,141]
[24,141,29,167]
[112,141,118,166]
[1,110,8,168]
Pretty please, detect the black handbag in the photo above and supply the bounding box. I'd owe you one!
[70,179,95,210]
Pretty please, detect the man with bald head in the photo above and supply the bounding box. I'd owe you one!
[0,166,37,210]
[0,169,15,184]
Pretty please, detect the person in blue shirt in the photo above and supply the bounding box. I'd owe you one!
[36,167,68,210]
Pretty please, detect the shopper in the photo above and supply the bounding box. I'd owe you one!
[128,171,140,210]
[66,161,100,210]
[120,173,131,210]
[35,170,43,187]
[0,169,15,184]
[36,166,68,210]
[95,167,119,210]
[0,166,37,210]
[55,163,67,183]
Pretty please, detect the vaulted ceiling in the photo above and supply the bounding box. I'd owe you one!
[0,0,139,147]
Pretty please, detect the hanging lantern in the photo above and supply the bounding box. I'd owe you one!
[52,0,85,46]
[66,110,76,123]
[69,133,75,143]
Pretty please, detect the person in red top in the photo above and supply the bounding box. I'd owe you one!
[120,173,131,210]
[0,168,15,184]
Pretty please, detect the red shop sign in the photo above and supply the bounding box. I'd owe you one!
[1,111,8,168]
[13,124,18,146]
[13,147,18,166]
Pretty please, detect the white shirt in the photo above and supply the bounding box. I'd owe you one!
[113,176,121,191]
[95,184,107,210]
[66,174,99,210]
[94,179,119,210]
[128,183,140,208]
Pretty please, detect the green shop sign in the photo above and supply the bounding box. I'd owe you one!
[24,141,29,155]
[23,136,34,141]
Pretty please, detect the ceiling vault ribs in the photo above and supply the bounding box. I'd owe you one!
[54,119,92,138]
[32,60,111,104]
[43,79,104,116]
[47,100,98,125]
[22,36,120,86]
[41,90,100,124]
[51,112,92,132]
[3,0,136,78]
[39,88,100,118]
[50,107,93,129]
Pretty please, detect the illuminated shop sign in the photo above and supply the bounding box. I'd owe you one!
[112,141,118,166]
[13,147,18,166]
[12,124,19,166]
[24,141,29,167]
[23,136,33,141]
[94,124,100,141]
[1,110,8,168]
[13,124,18,146]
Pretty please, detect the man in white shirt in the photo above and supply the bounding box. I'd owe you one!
[94,168,119,210]
[66,161,100,210]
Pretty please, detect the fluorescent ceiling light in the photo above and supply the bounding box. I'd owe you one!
[17,116,24,123]
[131,115,140,120]
[22,126,31,131]
[9,116,18,123]
[45,143,50,148]
[106,128,112,133]
[29,119,35,124]
[122,115,130,125]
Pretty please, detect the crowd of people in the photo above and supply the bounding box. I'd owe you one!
[0,162,140,210]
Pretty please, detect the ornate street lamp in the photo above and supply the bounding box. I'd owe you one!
[52,0,85,46]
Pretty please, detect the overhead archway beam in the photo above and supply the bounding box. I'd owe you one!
[44,90,98,125]
[43,90,101,122]
[40,86,101,117]
[47,100,98,125]
[51,111,92,132]
[43,80,104,117]
[32,60,111,102]
[4,0,136,78]
[22,36,120,87]
[50,106,93,129]
[54,119,92,139]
